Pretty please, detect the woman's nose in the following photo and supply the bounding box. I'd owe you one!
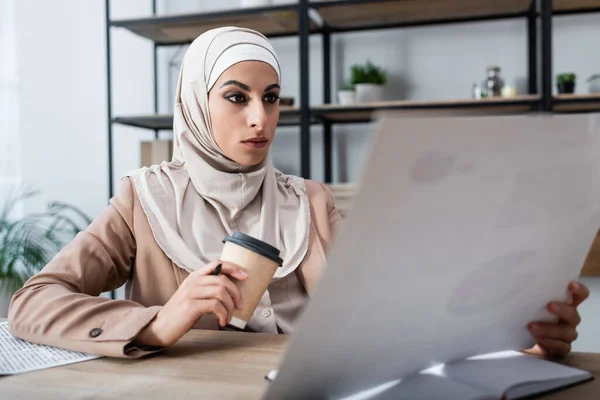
[247,99,267,130]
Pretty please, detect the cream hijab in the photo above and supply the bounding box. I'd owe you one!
[126,27,310,279]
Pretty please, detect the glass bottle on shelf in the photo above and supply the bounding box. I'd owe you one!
[485,66,504,97]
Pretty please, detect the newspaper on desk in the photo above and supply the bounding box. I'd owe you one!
[264,112,600,400]
[0,322,101,375]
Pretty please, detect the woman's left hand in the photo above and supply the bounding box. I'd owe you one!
[527,281,589,358]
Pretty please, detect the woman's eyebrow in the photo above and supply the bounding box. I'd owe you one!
[264,83,280,92]
[220,80,251,91]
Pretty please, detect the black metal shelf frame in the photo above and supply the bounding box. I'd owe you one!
[106,0,600,191]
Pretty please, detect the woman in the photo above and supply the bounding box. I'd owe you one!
[8,27,588,359]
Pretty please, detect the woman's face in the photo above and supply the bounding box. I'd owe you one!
[208,61,280,166]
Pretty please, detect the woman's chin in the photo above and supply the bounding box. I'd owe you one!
[231,153,268,167]
[230,147,270,167]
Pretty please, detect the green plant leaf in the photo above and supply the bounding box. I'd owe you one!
[556,73,576,84]
[0,185,91,296]
[350,60,387,85]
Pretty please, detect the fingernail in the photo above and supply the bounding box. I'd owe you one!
[239,270,248,278]
[572,281,582,290]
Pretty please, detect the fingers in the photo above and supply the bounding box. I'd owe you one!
[195,275,244,310]
[526,282,584,359]
[547,302,581,327]
[569,281,589,307]
[177,260,249,328]
[197,285,235,321]
[199,299,230,327]
[195,261,248,281]
[535,337,572,358]
[528,322,578,343]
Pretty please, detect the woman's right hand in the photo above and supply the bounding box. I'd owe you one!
[134,260,247,347]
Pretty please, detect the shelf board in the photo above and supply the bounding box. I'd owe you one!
[553,94,600,112]
[113,114,173,130]
[109,0,600,45]
[114,95,600,129]
[110,5,319,45]
[311,95,541,123]
[553,0,600,14]
[310,0,533,31]
[113,107,302,130]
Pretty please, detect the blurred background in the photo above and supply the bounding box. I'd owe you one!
[1,0,599,349]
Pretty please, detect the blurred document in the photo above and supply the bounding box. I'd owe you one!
[0,322,100,375]
[265,113,600,399]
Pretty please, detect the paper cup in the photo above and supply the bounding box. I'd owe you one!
[220,232,282,330]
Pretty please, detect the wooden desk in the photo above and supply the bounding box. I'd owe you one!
[0,329,598,399]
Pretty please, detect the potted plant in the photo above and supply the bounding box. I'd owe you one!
[556,73,576,94]
[350,60,387,103]
[337,82,356,105]
[0,187,91,317]
[587,75,600,94]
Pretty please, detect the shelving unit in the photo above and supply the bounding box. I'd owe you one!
[553,94,600,112]
[311,95,542,123]
[310,0,533,30]
[110,4,321,44]
[107,0,600,189]
[553,0,600,14]
[113,106,304,130]
[106,1,600,277]
[113,96,542,129]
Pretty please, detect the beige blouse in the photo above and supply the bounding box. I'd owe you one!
[8,178,342,358]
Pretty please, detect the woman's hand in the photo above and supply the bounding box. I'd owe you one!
[526,281,589,358]
[134,260,247,347]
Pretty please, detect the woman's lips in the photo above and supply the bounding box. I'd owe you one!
[242,138,269,149]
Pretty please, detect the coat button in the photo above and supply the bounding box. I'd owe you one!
[89,328,103,338]
[262,309,272,318]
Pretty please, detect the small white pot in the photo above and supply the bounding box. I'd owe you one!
[337,90,356,105]
[241,0,271,7]
[589,79,600,94]
[355,83,384,103]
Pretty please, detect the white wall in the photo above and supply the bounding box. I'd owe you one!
[16,0,108,219]
[0,0,21,201]
[14,0,600,350]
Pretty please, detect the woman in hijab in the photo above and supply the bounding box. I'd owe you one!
[8,27,588,359]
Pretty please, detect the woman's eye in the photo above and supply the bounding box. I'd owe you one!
[227,94,246,104]
[263,93,280,104]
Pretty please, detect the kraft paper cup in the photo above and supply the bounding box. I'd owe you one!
[220,232,282,330]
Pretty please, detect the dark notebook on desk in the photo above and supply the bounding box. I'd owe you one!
[266,351,592,400]
[368,351,592,400]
